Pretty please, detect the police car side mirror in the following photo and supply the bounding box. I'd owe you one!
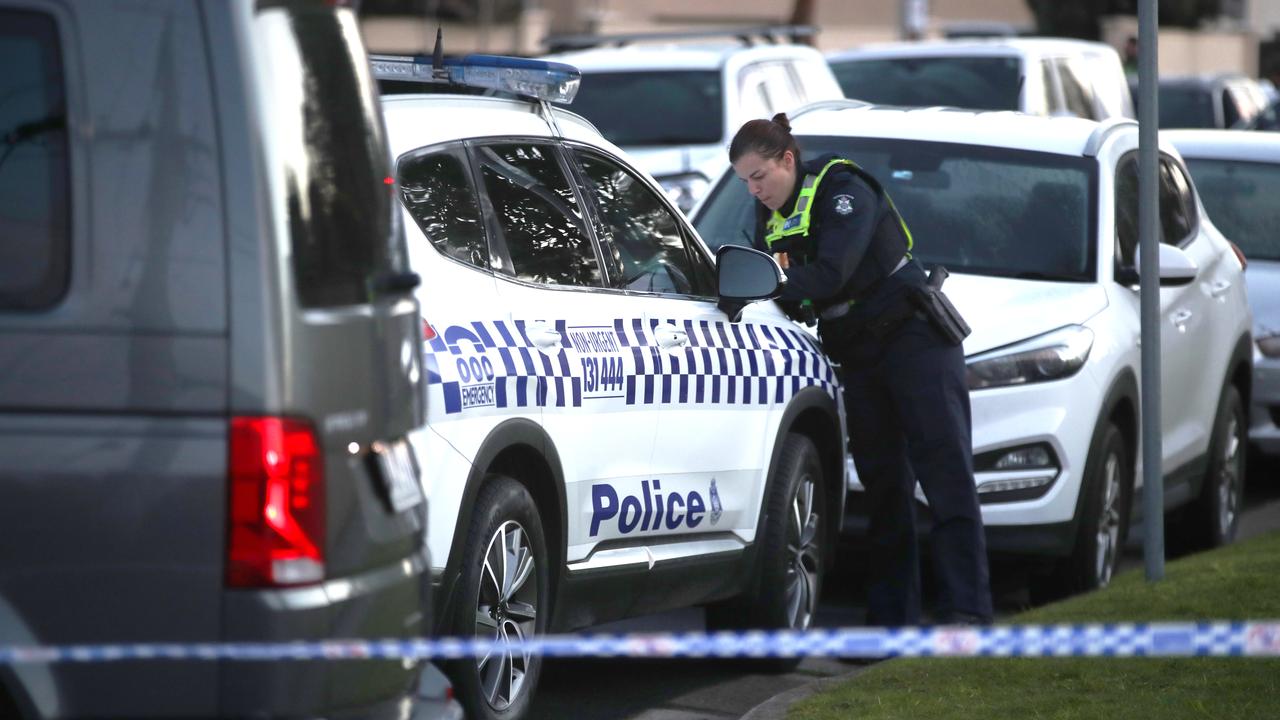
[716,245,783,323]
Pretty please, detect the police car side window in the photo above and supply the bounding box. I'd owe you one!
[0,9,70,310]
[572,149,715,297]
[476,142,601,288]
[398,147,488,269]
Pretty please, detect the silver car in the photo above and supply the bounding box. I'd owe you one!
[1168,130,1280,458]
[0,1,432,717]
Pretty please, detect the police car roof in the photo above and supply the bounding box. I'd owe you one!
[827,37,1117,63]
[1163,128,1280,163]
[380,93,614,155]
[787,104,1108,157]
[545,43,826,73]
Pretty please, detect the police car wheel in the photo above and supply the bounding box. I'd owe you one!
[448,475,549,720]
[709,433,825,644]
[1185,384,1246,551]
[1033,423,1130,603]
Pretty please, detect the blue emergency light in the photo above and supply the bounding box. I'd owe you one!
[369,53,581,104]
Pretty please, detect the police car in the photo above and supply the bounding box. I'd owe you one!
[374,54,848,720]
[693,102,1252,602]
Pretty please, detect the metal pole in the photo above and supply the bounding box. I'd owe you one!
[1138,0,1164,582]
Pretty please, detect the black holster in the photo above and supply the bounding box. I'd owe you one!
[910,266,970,346]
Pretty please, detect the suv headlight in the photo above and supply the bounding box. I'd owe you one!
[966,325,1094,390]
[658,172,710,214]
[1258,332,1280,359]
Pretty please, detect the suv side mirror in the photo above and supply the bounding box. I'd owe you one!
[716,245,783,322]
[1117,243,1199,287]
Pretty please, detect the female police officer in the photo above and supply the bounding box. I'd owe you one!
[730,113,993,626]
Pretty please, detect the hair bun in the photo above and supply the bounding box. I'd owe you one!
[771,112,792,132]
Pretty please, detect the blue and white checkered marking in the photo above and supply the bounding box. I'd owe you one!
[3,622,1277,664]
[426,318,837,415]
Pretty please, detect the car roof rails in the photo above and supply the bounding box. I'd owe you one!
[789,98,873,120]
[544,25,818,54]
[370,30,580,135]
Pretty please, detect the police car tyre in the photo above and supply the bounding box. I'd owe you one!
[1033,423,1130,603]
[1186,384,1247,550]
[447,475,549,720]
[708,434,824,651]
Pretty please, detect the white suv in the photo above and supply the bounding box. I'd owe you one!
[375,55,848,720]
[544,29,844,213]
[828,37,1134,121]
[693,103,1252,599]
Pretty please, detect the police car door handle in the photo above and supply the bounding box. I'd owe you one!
[530,328,563,349]
[1171,309,1193,326]
[1210,280,1231,298]
[655,324,689,349]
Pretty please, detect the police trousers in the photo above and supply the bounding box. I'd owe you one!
[820,262,993,625]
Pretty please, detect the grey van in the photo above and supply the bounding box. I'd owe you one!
[0,1,431,718]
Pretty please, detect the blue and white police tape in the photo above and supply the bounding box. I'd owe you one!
[3,622,1280,664]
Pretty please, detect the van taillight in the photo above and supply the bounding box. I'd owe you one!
[422,318,437,341]
[227,417,325,588]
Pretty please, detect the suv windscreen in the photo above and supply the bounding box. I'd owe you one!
[1158,85,1216,128]
[694,137,1097,282]
[1185,157,1280,261]
[563,71,723,146]
[256,4,403,308]
[831,56,1021,110]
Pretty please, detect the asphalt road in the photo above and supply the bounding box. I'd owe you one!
[529,452,1280,720]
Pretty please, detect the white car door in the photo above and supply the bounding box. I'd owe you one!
[469,140,660,566]
[1114,153,1205,473]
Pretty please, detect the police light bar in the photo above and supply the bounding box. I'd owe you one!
[370,53,581,104]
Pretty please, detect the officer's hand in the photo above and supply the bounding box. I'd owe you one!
[773,252,790,269]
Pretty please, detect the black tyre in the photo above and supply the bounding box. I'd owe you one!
[1186,384,1247,550]
[708,433,825,661]
[1032,423,1130,603]
[447,475,549,720]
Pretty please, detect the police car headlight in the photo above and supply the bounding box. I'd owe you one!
[966,325,1094,390]
[659,173,710,214]
[1258,332,1280,359]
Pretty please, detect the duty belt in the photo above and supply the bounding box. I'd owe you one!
[818,256,910,321]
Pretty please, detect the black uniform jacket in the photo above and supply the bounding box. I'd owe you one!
[752,154,910,310]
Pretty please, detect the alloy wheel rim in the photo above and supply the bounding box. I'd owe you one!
[1217,416,1242,537]
[1095,451,1122,588]
[474,520,538,712]
[785,475,821,630]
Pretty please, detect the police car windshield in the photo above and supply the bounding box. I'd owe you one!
[1184,157,1280,261]
[693,137,1098,283]
[831,56,1022,111]
[560,70,723,147]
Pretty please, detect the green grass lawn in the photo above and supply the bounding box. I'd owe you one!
[791,531,1280,720]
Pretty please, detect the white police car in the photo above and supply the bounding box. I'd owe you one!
[693,102,1252,601]
[374,55,848,720]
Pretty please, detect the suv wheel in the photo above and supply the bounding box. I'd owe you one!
[708,433,825,662]
[1186,384,1247,550]
[448,475,548,720]
[1032,423,1130,603]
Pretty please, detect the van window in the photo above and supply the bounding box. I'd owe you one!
[255,4,403,308]
[0,9,69,310]
[1055,59,1096,119]
[831,56,1021,111]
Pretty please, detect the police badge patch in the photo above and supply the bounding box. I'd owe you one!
[833,194,855,215]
